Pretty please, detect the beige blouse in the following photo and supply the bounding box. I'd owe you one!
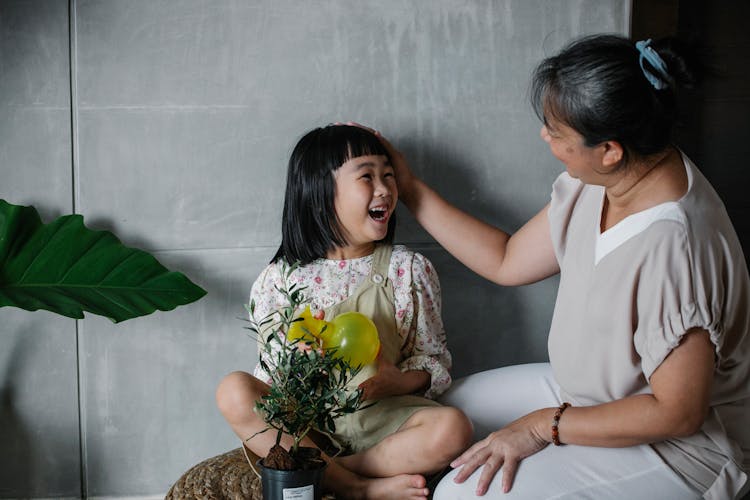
[547,152,749,499]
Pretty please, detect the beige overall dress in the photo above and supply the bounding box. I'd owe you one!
[324,244,441,453]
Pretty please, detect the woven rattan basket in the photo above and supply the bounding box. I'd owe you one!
[166,447,263,500]
[166,447,337,499]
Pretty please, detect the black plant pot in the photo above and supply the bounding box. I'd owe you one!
[257,459,326,500]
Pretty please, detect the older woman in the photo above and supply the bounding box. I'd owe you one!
[372,34,750,499]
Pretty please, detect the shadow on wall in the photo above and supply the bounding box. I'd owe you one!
[0,334,33,495]
[0,321,82,497]
[86,214,165,253]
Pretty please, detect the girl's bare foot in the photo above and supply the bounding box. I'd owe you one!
[364,474,429,500]
[330,473,428,500]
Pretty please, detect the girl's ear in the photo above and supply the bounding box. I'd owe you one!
[601,140,623,169]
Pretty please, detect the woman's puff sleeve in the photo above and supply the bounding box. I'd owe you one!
[632,219,721,380]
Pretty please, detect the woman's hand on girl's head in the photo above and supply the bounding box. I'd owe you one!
[449,408,551,496]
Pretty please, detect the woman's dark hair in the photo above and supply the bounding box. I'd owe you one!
[530,34,702,167]
[272,124,395,265]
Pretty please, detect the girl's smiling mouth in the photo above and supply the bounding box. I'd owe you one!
[368,206,388,222]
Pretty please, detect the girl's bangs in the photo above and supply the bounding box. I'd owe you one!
[325,126,389,169]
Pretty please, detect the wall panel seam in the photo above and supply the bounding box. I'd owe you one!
[68,0,87,497]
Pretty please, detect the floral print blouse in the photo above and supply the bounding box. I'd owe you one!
[249,245,452,399]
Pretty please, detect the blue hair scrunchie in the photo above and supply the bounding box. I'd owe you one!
[635,39,673,90]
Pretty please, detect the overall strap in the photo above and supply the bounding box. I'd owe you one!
[369,244,394,294]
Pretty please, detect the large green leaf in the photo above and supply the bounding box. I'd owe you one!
[0,199,206,323]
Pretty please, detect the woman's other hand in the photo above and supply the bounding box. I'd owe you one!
[358,355,430,401]
[450,409,551,495]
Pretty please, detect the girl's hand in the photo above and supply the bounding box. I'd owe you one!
[450,409,551,496]
[357,356,429,401]
[345,122,420,203]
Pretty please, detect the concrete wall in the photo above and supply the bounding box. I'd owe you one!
[0,1,629,496]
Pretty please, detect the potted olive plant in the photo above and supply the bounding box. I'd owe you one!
[245,262,373,500]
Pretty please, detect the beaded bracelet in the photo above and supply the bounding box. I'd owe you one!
[551,402,571,446]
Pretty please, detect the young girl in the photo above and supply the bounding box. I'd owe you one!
[216,124,473,499]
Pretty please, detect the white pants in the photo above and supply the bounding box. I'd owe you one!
[434,363,702,499]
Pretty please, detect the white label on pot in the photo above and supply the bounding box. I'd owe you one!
[282,485,313,500]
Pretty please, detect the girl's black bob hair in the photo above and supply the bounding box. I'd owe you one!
[272,124,396,265]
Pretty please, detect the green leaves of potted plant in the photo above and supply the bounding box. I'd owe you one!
[0,199,206,321]
[245,262,370,500]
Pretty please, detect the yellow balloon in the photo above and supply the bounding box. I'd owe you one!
[287,305,327,347]
[320,311,380,367]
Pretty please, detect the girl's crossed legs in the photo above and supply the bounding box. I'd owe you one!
[216,371,472,500]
